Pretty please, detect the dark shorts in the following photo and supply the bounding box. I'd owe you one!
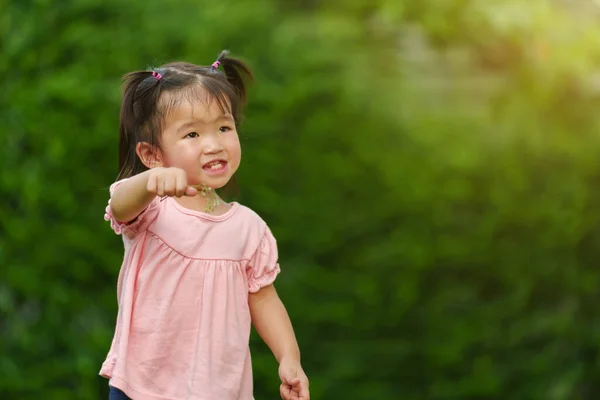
[109,385,131,400]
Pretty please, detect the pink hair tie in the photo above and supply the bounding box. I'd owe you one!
[211,61,221,70]
[152,71,162,80]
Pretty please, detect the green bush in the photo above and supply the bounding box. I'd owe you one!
[3,1,600,399]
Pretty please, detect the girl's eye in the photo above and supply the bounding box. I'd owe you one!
[186,132,199,138]
[219,126,232,133]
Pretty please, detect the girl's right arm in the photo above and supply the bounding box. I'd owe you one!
[110,167,196,223]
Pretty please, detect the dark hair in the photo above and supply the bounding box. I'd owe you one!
[116,50,253,180]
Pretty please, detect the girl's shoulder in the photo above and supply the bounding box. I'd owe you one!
[231,202,268,225]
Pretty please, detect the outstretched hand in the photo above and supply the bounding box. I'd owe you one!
[147,167,198,197]
[278,358,309,400]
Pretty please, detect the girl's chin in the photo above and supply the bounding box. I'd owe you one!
[189,167,237,190]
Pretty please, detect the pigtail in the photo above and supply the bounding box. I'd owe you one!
[117,70,163,180]
[213,50,254,106]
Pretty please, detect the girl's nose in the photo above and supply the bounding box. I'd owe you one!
[203,136,224,154]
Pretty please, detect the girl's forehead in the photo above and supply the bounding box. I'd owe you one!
[160,87,232,120]
[161,97,232,130]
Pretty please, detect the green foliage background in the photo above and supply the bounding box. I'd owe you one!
[3,0,600,399]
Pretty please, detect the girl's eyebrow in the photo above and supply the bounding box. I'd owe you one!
[176,115,234,132]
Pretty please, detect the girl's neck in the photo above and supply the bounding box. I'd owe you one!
[173,193,231,216]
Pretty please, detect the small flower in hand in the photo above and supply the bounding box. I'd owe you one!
[278,358,310,400]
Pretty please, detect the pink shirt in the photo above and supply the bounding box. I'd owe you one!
[100,180,280,400]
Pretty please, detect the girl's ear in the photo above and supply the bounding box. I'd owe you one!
[136,141,164,168]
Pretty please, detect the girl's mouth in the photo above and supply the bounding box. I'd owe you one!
[202,159,228,174]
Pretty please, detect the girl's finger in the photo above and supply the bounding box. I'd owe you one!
[147,173,158,194]
[164,176,175,196]
[280,383,292,400]
[185,186,198,197]
[289,378,301,386]
[175,172,186,197]
[298,380,310,399]
[156,176,165,197]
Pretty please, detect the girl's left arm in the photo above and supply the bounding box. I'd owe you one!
[249,284,310,400]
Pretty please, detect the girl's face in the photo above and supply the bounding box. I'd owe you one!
[155,94,241,189]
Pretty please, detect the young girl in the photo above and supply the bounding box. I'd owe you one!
[100,51,310,400]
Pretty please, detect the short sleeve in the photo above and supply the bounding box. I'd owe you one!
[246,226,281,293]
[103,178,160,237]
